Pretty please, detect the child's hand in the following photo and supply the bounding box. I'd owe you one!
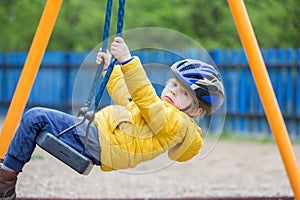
[110,37,132,63]
[96,49,112,70]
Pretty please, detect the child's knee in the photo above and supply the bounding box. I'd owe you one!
[22,107,47,124]
[24,107,43,117]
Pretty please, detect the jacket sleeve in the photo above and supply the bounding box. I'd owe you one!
[106,65,131,106]
[120,57,162,125]
[168,126,203,162]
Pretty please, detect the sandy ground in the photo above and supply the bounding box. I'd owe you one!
[15,138,300,199]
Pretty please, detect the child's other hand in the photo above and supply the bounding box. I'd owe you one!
[96,49,112,70]
[110,37,132,63]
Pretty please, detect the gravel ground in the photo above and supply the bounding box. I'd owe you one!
[15,138,300,199]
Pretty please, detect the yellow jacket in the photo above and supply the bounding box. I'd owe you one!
[94,57,203,171]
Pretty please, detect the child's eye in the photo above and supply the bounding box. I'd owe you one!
[184,91,188,96]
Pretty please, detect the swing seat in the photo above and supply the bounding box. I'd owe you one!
[35,131,93,175]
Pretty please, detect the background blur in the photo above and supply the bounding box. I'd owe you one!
[0,0,299,138]
[0,0,299,51]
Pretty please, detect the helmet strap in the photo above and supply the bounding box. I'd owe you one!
[180,103,194,113]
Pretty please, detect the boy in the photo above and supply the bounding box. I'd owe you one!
[0,37,224,198]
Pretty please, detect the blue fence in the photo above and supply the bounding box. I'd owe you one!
[0,48,299,138]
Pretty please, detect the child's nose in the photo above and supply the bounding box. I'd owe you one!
[170,89,176,96]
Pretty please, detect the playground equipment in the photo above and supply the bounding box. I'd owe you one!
[227,1,300,198]
[0,0,62,160]
[0,0,299,198]
[35,0,125,175]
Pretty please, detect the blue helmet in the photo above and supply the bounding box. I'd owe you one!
[170,59,224,115]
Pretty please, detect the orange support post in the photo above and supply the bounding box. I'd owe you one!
[227,0,300,199]
[0,0,63,157]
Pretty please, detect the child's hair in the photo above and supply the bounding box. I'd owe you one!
[170,59,224,116]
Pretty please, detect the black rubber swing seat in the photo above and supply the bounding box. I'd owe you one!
[35,131,94,175]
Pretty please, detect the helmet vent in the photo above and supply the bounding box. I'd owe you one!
[176,61,188,69]
[185,74,204,80]
[179,64,201,72]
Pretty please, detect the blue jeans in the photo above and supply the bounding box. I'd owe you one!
[3,107,101,172]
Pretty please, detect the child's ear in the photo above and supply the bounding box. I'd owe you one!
[197,107,204,116]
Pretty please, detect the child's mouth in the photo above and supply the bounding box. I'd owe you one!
[164,96,174,104]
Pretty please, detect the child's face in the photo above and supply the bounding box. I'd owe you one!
[161,78,194,110]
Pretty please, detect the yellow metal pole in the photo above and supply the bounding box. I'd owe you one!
[0,0,63,157]
[227,0,300,198]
